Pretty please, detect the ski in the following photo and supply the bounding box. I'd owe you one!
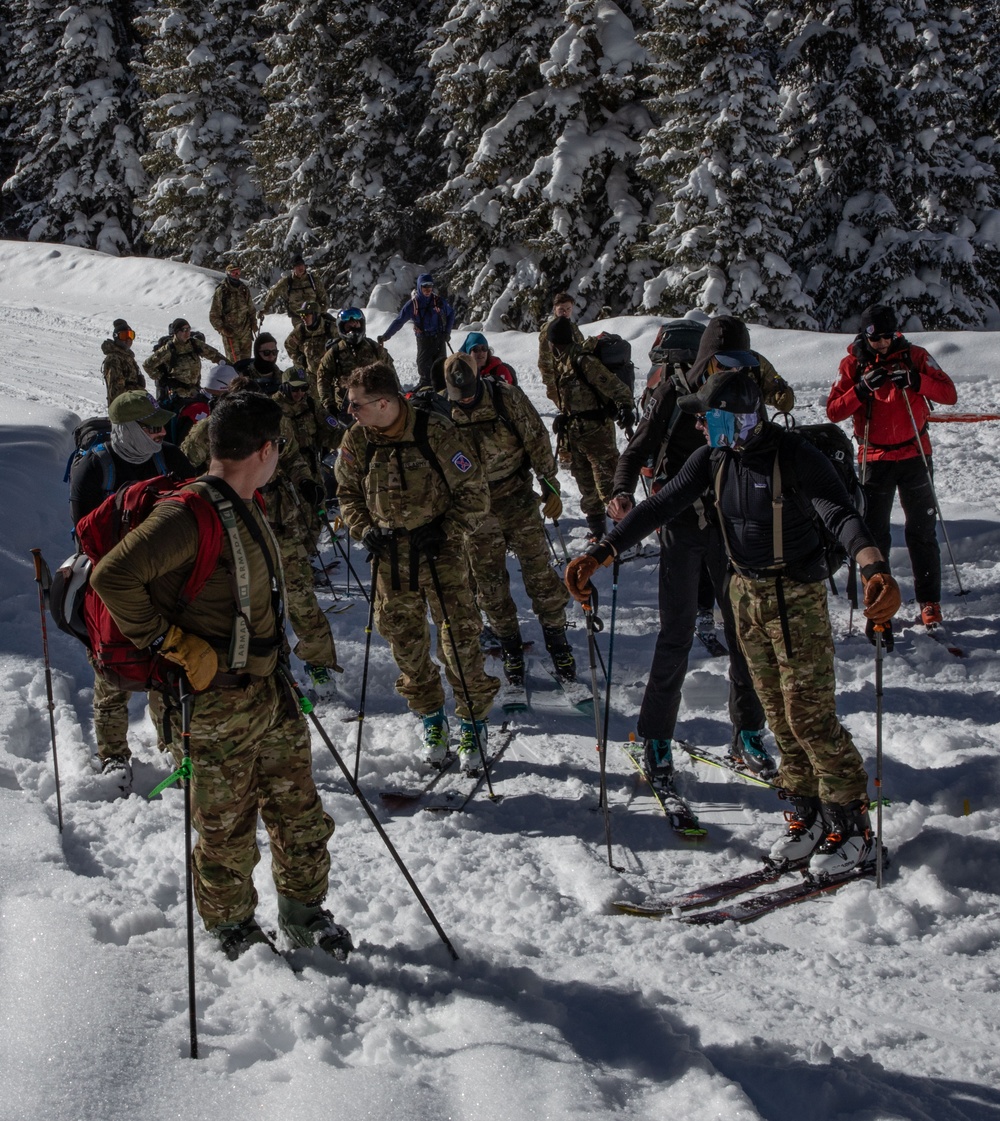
[676,740,777,789]
[545,669,593,709]
[621,743,707,840]
[612,862,798,916]
[695,630,728,657]
[922,623,965,658]
[378,752,459,809]
[680,864,875,925]
[424,722,517,813]
[495,681,529,713]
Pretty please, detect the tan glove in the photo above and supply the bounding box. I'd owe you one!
[160,624,218,692]
[862,570,901,625]
[541,490,563,520]
[564,545,613,603]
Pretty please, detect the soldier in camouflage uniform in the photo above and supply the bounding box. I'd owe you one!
[260,255,329,327]
[537,292,583,386]
[284,304,340,397]
[91,392,350,961]
[335,362,499,771]
[210,262,259,363]
[316,308,395,435]
[274,368,340,534]
[441,352,574,691]
[542,316,636,540]
[182,384,341,692]
[567,370,902,878]
[101,318,145,407]
[143,318,226,403]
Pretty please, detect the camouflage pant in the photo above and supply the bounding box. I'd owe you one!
[150,674,334,929]
[730,575,868,804]
[563,417,619,518]
[221,330,255,364]
[467,483,568,639]
[91,663,131,760]
[276,529,340,668]
[373,547,499,719]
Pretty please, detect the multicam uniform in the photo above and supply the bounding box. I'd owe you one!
[284,314,341,396]
[316,337,396,435]
[541,344,632,521]
[182,418,339,670]
[101,339,145,407]
[90,480,335,930]
[261,271,329,325]
[335,398,499,719]
[143,335,226,402]
[446,379,568,641]
[210,279,258,363]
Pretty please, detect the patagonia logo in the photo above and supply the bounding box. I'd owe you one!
[451,452,473,473]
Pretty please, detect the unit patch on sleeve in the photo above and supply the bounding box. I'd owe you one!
[451,451,473,473]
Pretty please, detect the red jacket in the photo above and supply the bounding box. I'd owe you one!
[482,355,517,386]
[826,337,957,463]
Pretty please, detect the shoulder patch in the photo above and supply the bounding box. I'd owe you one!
[339,448,355,466]
[451,451,473,473]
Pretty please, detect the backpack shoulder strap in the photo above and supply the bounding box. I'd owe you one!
[94,445,116,494]
[486,379,521,443]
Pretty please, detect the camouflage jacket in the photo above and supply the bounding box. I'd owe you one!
[446,378,558,496]
[273,390,340,477]
[316,337,396,418]
[260,271,329,317]
[210,279,258,337]
[284,315,340,374]
[143,335,225,394]
[101,339,145,406]
[335,398,489,541]
[537,317,585,384]
[543,343,632,417]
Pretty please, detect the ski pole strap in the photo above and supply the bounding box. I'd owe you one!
[148,756,193,799]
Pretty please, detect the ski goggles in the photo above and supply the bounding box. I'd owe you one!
[116,328,136,341]
[701,409,761,449]
[339,308,364,323]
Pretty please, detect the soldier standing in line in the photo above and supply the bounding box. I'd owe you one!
[537,292,584,386]
[335,362,499,771]
[284,303,341,398]
[210,261,259,363]
[100,318,145,407]
[441,352,572,696]
[91,391,350,961]
[377,274,455,391]
[316,308,395,435]
[143,318,226,406]
[259,254,329,328]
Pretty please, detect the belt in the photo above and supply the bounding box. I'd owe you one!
[210,671,264,690]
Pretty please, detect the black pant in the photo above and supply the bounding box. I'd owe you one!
[416,333,448,391]
[636,519,765,741]
[862,457,940,603]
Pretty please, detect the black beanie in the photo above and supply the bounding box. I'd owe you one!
[860,304,897,338]
[113,318,131,335]
[547,317,575,347]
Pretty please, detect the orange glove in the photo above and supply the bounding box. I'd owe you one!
[160,624,218,692]
[861,568,901,625]
[565,546,613,603]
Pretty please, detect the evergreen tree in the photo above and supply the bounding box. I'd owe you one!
[243,0,435,304]
[136,0,270,267]
[422,0,655,329]
[639,0,812,327]
[1,0,147,253]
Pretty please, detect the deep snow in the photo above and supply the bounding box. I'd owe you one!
[1,241,999,1121]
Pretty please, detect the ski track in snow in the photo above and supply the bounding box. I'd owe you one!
[2,242,1000,1120]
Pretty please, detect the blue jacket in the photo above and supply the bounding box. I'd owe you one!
[383,286,455,340]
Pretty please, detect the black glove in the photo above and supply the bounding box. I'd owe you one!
[298,478,323,508]
[410,520,446,560]
[552,414,567,436]
[856,366,888,399]
[865,616,894,652]
[616,402,638,430]
[361,527,390,559]
[889,362,920,391]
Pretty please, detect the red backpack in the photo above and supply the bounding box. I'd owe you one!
[51,476,228,691]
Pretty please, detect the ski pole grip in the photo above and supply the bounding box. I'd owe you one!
[31,547,43,582]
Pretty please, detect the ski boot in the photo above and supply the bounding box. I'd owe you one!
[213,916,276,961]
[277,895,354,961]
[457,718,488,774]
[642,738,673,784]
[305,663,337,699]
[99,754,133,796]
[498,633,525,687]
[810,799,875,879]
[543,624,577,683]
[919,601,942,626]
[479,620,500,654]
[421,706,449,767]
[731,728,776,778]
[767,792,826,868]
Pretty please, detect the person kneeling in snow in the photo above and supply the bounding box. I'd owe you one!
[566,368,901,877]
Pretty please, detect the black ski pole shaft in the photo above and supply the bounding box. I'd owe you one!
[283,667,459,960]
[30,549,63,834]
[176,674,199,1059]
[601,560,620,788]
[581,589,613,866]
[850,401,875,638]
[874,625,885,889]
[899,390,965,595]
[352,556,379,783]
[425,556,495,797]
[550,518,571,563]
[542,521,560,567]
[325,514,370,604]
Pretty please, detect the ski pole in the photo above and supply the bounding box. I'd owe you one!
[177,674,199,1059]
[322,510,370,604]
[425,556,495,797]
[550,518,571,564]
[352,556,379,783]
[873,625,885,889]
[898,390,965,595]
[30,549,63,834]
[581,586,613,866]
[601,560,620,775]
[282,666,459,961]
[849,398,876,637]
[542,521,561,568]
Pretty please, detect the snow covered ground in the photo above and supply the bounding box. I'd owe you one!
[1,240,999,1121]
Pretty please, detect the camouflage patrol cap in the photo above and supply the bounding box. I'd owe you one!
[109,390,175,427]
[283,367,309,388]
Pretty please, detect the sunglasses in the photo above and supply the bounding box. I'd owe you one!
[867,333,893,342]
[470,345,489,354]
[259,348,279,357]
[264,436,287,453]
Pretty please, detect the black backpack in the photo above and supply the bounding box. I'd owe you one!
[63,415,166,495]
[584,332,635,395]
[646,319,706,397]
